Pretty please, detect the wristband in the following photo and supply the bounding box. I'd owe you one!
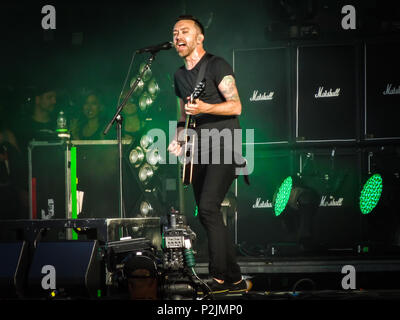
[177,121,185,128]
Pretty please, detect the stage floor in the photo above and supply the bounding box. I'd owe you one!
[195,255,400,274]
[194,255,400,296]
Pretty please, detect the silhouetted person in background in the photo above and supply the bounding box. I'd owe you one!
[0,97,25,221]
[70,89,112,140]
[11,85,58,219]
[120,89,144,145]
[14,86,57,149]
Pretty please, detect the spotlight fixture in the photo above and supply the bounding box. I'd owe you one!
[360,173,383,215]
[273,176,293,217]
[139,62,152,82]
[130,77,145,96]
[359,172,400,244]
[147,78,160,99]
[272,175,319,244]
[138,163,154,184]
[273,175,319,216]
[129,146,145,168]
[140,134,154,150]
[138,92,153,112]
[139,201,154,217]
[146,147,161,167]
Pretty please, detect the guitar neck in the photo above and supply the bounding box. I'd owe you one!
[184,114,192,130]
[185,94,194,130]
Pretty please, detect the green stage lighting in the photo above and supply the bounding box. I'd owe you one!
[272,175,319,246]
[273,176,293,216]
[360,174,383,215]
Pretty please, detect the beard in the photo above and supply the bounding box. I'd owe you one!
[176,42,196,58]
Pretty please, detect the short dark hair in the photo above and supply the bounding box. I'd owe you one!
[33,84,57,98]
[175,15,205,35]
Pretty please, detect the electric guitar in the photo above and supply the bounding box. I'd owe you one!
[180,79,206,185]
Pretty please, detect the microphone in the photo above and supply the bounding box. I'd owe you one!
[136,41,174,54]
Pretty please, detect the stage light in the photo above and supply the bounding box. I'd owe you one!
[140,201,154,217]
[360,172,400,246]
[138,92,153,112]
[140,134,154,150]
[148,78,160,99]
[130,77,145,96]
[146,147,161,167]
[139,163,154,183]
[360,174,383,215]
[139,62,152,82]
[129,146,145,168]
[272,175,319,246]
[273,176,293,217]
[359,148,400,247]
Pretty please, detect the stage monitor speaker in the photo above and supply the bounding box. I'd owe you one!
[294,148,362,249]
[27,240,103,298]
[0,241,29,298]
[236,147,294,249]
[233,47,290,144]
[296,44,358,142]
[365,41,400,140]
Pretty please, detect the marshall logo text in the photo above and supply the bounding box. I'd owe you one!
[319,196,344,207]
[251,196,344,209]
[383,84,400,95]
[253,198,273,208]
[250,90,274,102]
[314,86,341,98]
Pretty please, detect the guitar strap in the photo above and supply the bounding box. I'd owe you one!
[195,53,210,91]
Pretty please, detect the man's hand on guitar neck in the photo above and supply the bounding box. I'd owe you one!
[185,75,242,116]
[184,97,209,115]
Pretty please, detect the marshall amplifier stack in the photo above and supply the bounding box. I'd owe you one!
[364,41,400,141]
[235,148,294,248]
[295,44,359,143]
[233,47,291,144]
[233,39,400,254]
[293,148,362,248]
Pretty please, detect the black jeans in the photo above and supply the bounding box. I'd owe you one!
[192,160,242,283]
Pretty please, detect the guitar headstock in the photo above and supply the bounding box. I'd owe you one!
[191,79,206,100]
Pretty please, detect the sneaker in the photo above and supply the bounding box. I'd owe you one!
[228,279,253,294]
[197,279,230,295]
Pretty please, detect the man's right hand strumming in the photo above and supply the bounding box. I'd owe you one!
[167,139,183,156]
[168,126,184,156]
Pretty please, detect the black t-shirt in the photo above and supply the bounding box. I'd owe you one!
[14,116,56,147]
[174,53,240,131]
[174,53,243,162]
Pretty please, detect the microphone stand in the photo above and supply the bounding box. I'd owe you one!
[103,52,157,238]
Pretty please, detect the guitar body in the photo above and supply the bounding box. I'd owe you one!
[180,80,206,185]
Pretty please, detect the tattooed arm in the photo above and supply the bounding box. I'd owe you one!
[184,75,242,116]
